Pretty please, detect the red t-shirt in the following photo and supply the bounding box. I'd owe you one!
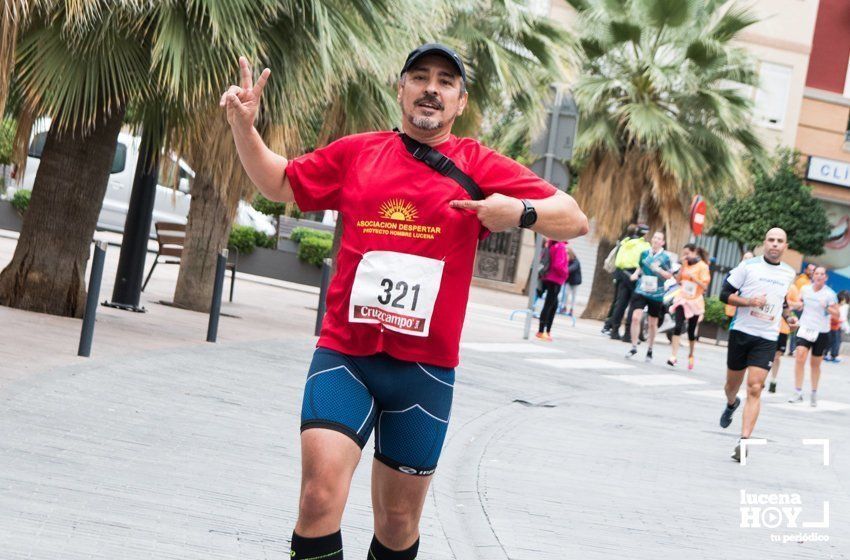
[285,131,556,367]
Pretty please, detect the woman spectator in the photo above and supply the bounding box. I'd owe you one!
[536,239,569,341]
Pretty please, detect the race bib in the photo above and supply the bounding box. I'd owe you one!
[639,275,658,292]
[797,326,819,343]
[681,281,697,298]
[749,299,778,322]
[349,251,444,337]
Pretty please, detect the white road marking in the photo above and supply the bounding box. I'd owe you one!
[525,358,635,370]
[604,374,706,386]
[685,390,849,412]
[461,343,565,354]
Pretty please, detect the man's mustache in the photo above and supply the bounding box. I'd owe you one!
[414,95,444,110]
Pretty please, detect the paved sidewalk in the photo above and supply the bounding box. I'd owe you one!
[1,232,849,559]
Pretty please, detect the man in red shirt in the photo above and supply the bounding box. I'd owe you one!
[221,44,588,560]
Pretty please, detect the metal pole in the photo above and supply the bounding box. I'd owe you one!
[523,86,564,340]
[79,241,108,357]
[207,249,228,343]
[104,126,160,313]
[314,258,333,336]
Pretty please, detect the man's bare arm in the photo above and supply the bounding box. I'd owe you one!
[220,56,294,203]
[230,125,294,202]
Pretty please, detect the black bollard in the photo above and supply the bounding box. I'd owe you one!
[79,241,108,357]
[207,249,228,343]
[314,258,332,336]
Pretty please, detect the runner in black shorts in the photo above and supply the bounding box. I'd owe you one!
[768,284,801,393]
[625,232,672,362]
[718,229,796,462]
[789,267,840,407]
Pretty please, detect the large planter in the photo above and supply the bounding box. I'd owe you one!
[0,200,23,232]
[698,322,729,343]
[234,240,322,287]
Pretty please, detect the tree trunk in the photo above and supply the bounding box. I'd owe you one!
[0,108,125,317]
[173,170,231,312]
[580,238,617,320]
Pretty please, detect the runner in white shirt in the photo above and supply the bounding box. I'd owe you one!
[718,228,798,462]
[788,266,839,407]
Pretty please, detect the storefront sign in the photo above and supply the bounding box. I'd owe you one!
[807,156,850,188]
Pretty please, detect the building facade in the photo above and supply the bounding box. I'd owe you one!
[794,0,850,291]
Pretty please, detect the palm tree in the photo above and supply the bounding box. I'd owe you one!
[566,0,766,319]
[0,0,274,316]
[170,0,442,311]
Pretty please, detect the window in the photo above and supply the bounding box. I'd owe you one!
[111,143,127,174]
[29,132,127,175]
[753,61,792,130]
[27,132,47,158]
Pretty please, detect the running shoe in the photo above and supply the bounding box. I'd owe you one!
[535,332,551,342]
[601,327,611,336]
[645,348,653,363]
[720,397,741,428]
[768,381,776,393]
[731,439,747,463]
[687,356,695,370]
[810,394,817,408]
[788,393,803,404]
[625,346,638,359]
[666,357,677,367]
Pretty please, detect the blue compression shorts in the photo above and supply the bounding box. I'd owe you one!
[300,348,455,476]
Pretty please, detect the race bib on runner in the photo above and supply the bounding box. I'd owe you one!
[749,299,778,322]
[797,326,819,343]
[639,275,658,292]
[681,281,697,298]
[349,251,444,337]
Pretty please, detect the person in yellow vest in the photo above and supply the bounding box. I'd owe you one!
[767,283,801,393]
[605,224,651,340]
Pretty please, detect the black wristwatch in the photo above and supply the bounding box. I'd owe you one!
[518,199,537,228]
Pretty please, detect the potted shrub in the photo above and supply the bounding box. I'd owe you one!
[699,295,731,341]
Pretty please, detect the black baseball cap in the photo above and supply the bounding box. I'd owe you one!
[401,43,467,84]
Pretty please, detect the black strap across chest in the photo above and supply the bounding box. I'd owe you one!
[394,129,485,201]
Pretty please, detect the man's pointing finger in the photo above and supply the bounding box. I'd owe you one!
[449,200,483,210]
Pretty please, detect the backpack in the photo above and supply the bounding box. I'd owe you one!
[603,240,621,274]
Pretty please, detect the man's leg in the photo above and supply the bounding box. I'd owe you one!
[291,429,361,559]
[626,305,642,358]
[609,271,630,337]
[369,461,432,558]
[725,369,745,406]
[741,367,768,438]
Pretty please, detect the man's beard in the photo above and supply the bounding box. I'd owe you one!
[408,113,444,131]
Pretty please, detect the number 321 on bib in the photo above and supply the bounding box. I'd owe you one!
[348,251,444,337]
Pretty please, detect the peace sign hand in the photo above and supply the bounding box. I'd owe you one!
[219,56,271,132]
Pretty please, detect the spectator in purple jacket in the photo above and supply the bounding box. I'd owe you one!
[537,239,569,341]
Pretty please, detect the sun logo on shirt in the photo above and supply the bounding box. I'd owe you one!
[379,199,419,222]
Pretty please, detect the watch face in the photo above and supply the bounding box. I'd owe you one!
[521,205,537,228]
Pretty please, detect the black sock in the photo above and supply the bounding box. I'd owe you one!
[291,530,343,560]
[367,535,419,560]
